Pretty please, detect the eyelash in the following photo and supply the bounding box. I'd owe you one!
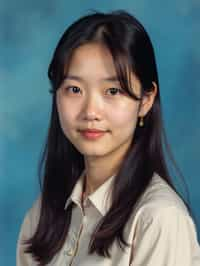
[63,86,124,96]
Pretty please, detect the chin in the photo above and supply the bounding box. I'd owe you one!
[76,144,111,157]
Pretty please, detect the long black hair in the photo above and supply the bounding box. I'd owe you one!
[22,9,194,265]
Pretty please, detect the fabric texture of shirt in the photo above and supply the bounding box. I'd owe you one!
[17,170,200,265]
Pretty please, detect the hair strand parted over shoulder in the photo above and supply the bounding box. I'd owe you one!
[22,9,194,265]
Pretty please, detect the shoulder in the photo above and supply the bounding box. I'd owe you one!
[27,195,41,220]
[133,172,190,219]
[17,196,42,265]
[20,195,42,237]
[124,171,200,265]
[126,172,194,236]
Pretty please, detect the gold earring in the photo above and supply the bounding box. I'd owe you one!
[139,116,144,127]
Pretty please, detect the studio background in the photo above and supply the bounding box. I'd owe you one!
[1,0,200,265]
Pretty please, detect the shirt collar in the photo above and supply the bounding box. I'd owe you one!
[64,169,116,216]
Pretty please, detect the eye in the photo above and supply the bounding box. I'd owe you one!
[106,88,124,96]
[64,86,81,94]
[63,86,124,96]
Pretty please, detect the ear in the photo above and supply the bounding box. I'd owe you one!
[138,82,157,117]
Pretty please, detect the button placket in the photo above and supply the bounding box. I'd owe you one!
[62,201,90,265]
[63,231,79,257]
[63,212,86,263]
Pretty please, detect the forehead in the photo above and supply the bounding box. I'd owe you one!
[64,43,117,78]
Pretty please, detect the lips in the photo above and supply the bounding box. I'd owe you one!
[79,129,106,133]
[79,129,107,140]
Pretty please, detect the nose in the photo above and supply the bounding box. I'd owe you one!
[81,93,103,121]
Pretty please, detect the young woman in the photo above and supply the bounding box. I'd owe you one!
[17,10,200,266]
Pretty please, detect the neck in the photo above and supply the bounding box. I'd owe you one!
[83,147,129,196]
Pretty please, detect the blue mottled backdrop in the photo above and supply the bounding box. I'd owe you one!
[1,0,200,265]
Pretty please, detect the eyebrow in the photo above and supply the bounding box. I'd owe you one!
[63,74,120,82]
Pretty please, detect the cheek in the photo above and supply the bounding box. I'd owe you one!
[108,106,138,129]
[58,105,76,129]
[56,97,76,131]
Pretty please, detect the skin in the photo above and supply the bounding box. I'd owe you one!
[56,42,157,197]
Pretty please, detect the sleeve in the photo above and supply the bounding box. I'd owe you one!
[130,206,200,266]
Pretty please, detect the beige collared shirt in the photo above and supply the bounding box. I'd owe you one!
[17,171,200,265]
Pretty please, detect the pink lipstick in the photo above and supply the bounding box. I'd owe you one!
[79,129,107,140]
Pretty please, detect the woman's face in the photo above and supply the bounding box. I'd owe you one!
[56,42,142,159]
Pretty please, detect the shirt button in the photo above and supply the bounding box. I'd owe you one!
[64,248,74,256]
